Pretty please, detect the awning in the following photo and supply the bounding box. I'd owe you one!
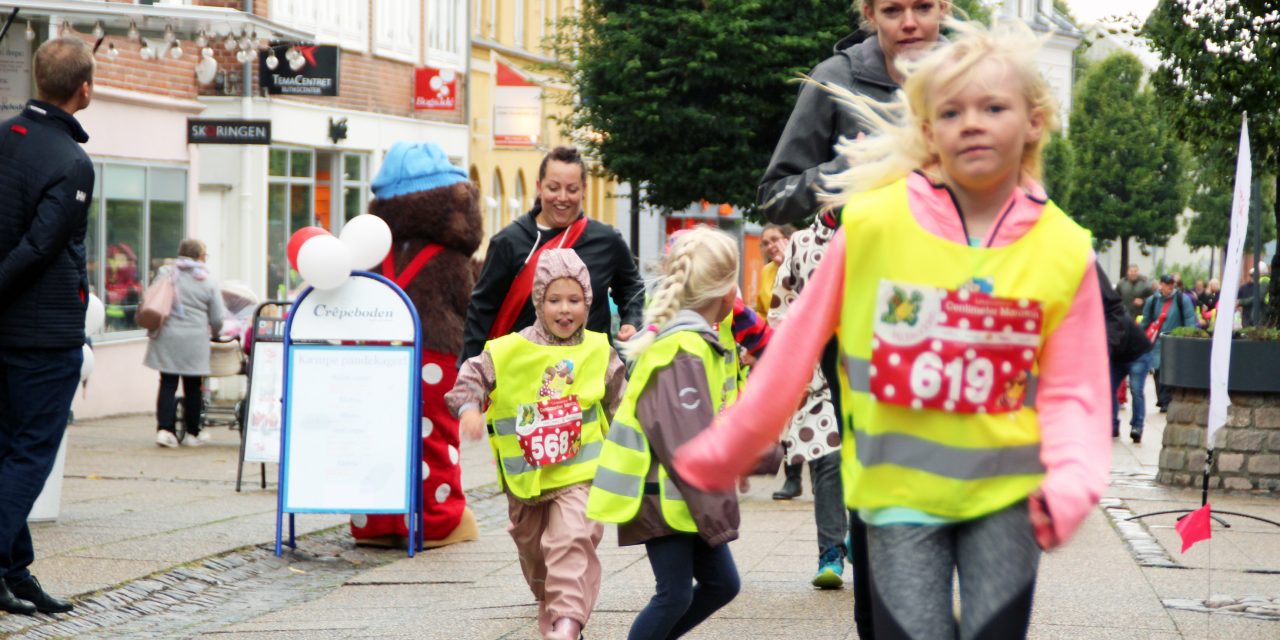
[0,0,314,43]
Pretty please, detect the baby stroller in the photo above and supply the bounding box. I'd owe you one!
[173,283,259,441]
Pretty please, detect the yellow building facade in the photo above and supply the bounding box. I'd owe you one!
[469,0,617,240]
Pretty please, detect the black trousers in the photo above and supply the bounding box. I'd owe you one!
[157,373,202,436]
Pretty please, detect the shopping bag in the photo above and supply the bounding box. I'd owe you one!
[137,272,177,331]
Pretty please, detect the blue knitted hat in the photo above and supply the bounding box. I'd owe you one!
[371,141,468,200]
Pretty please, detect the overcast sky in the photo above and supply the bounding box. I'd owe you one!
[1064,0,1159,24]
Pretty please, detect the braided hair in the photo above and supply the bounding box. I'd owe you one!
[621,226,739,361]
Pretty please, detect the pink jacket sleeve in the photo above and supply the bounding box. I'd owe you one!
[674,231,846,490]
[1036,255,1111,546]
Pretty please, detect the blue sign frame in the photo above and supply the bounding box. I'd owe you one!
[275,271,424,557]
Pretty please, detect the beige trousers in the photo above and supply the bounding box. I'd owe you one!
[506,483,604,634]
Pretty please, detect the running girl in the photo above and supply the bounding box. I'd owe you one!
[447,249,626,640]
[675,19,1110,639]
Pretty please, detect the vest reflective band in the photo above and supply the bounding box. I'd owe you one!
[587,330,726,532]
[717,313,741,404]
[837,179,1091,520]
[486,330,611,499]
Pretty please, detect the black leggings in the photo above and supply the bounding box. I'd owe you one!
[157,373,202,436]
[628,534,740,640]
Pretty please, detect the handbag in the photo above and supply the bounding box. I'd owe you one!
[137,270,177,331]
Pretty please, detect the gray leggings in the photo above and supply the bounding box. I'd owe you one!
[866,501,1040,640]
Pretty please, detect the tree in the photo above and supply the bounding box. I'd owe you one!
[1184,154,1276,255]
[1066,52,1189,270]
[1144,0,1280,325]
[1041,133,1074,214]
[552,0,854,215]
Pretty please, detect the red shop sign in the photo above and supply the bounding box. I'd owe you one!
[415,67,458,111]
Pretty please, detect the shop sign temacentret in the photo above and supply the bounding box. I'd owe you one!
[188,119,272,145]
[260,45,340,97]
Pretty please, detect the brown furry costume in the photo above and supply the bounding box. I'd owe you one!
[349,145,482,548]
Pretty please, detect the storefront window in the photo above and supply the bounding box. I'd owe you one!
[87,163,188,335]
[343,153,368,223]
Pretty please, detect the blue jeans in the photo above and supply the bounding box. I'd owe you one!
[628,535,740,640]
[0,347,82,584]
[1125,352,1152,437]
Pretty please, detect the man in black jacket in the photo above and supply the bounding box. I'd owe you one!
[0,36,95,616]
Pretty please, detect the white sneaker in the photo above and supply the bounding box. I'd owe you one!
[183,431,212,447]
[155,430,179,448]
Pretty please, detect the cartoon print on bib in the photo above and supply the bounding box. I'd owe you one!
[869,280,1043,414]
[517,359,584,467]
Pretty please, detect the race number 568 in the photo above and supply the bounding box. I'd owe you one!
[527,431,573,464]
[909,352,995,405]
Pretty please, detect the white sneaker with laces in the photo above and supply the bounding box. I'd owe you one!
[183,431,211,447]
[155,430,179,448]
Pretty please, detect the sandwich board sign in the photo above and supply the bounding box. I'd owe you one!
[275,272,423,557]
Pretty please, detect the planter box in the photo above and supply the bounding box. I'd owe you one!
[1160,336,1280,393]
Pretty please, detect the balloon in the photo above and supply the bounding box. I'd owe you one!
[194,55,218,85]
[85,294,105,335]
[288,226,331,272]
[339,214,392,271]
[296,235,352,290]
[80,344,94,383]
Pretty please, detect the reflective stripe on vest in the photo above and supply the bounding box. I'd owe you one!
[485,331,611,500]
[717,314,740,405]
[836,179,1091,520]
[587,330,725,532]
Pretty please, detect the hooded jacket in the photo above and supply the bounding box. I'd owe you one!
[460,209,645,365]
[757,32,898,225]
[0,100,95,349]
[447,249,627,446]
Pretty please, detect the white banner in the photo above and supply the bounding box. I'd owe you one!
[1207,114,1252,450]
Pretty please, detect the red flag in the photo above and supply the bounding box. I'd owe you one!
[1175,503,1212,553]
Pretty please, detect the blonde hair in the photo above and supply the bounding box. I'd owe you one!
[621,226,739,361]
[820,18,1059,210]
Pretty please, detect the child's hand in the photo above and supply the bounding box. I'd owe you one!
[459,409,487,441]
[1028,490,1058,550]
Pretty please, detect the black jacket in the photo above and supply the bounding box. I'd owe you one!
[460,209,645,364]
[757,32,898,225]
[0,100,94,349]
[1098,267,1151,365]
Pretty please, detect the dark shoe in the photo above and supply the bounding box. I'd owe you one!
[0,580,37,616]
[1131,433,1142,444]
[772,477,802,500]
[8,577,73,614]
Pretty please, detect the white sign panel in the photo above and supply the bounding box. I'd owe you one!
[283,345,415,512]
[244,341,284,463]
[0,38,31,120]
[290,276,416,342]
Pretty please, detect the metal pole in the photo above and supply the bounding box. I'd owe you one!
[629,181,640,261]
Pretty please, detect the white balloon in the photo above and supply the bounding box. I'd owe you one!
[296,235,352,290]
[80,344,94,383]
[338,214,392,271]
[85,294,105,335]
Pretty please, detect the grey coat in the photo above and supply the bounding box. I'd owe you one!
[143,264,224,376]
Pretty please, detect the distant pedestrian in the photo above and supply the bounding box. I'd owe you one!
[0,36,96,617]
[753,223,792,318]
[143,239,224,448]
[588,227,781,640]
[1140,274,1198,419]
[449,249,626,640]
[1117,263,1155,323]
[676,20,1111,639]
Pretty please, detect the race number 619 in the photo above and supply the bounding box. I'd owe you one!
[909,352,995,405]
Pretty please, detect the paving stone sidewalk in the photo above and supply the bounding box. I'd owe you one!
[1,385,1278,638]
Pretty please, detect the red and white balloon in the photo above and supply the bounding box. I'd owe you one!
[286,215,392,291]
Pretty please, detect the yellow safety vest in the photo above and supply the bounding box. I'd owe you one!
[717,314,743,404]
[586,329,727,532]
[486,331,611,500]
[837,179,1091,520]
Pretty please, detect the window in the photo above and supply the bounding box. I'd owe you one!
[268,148,370,299]
[514,0,525,49]
[374,0,420,63]
[271,0,370,52]
[86,163,188,335]
[489,0,498,39]
[474,0,483,36]
[490,169,504,233]
[429,0,466,67]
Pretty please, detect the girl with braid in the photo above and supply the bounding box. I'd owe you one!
[587,226,781,640]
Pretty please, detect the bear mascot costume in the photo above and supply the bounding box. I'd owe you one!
[351,141,480,548]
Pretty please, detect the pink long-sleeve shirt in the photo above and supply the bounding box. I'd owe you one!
[675,172,1111,547]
